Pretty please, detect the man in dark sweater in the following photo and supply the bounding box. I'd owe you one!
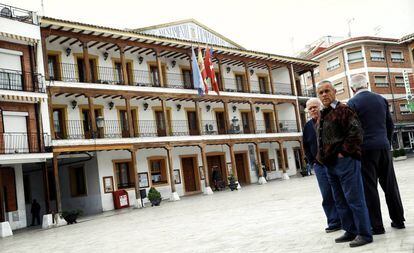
[317,80,372,248]
[303,98,341,233]
[348,74,405,234]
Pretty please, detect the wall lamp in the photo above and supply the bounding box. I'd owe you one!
[71,100,77,110]
[176,104,182,111]
[65,48,72,57]
[232,105,237,112]
[143,102,149,111]
[108,101,114,110]
[171,60,176,69]
[103,52,109,61]
[226,66,231,73]
[255,106,260,113]
[206,104,211,112]
[138,56,144,64]
[250,69,254,76]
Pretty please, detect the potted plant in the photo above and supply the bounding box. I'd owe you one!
[61,209,83,225]
[393,148,407,161]
[228,174,238,191]
[148,187,162,206]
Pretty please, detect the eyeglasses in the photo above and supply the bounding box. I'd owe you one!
[307,106,319,111]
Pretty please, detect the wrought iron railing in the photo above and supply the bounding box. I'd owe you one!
[278,120,298,133]
[0,68,45,92]
[0,3,37,25]
[223,78,246,93]
[0,133,50,154]
[301,88,316,97]
[274,82,293,95]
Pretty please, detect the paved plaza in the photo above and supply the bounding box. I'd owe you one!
[1,159,413,253]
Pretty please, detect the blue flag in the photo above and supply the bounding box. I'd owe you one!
[191,47,205,96]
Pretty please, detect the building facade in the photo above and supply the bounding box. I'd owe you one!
[301,36,414,151]
[0,3,52,234]
[39,17,317,217]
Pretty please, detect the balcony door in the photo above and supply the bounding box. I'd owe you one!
[155,111,167,136]
[2,111,29,154]
[47,54,60,81]
[77,58,97,83]
[119,109,138,138]
[81,108,102,139]
[182,69,193,89]
[53,108,66,139]
[187,111,199,136]
[235,74,244,92]
[215,111,226,134]
[263,112,274,133]
[241,112,252,134]
[114,61,133,85]
[258,76,268,94]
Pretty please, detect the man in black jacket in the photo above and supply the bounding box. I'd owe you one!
[348,74,405,234]
[303,98,340,233]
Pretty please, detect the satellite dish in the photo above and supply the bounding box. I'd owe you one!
[0,7,12,17]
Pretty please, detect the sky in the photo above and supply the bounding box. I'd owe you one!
[5,0,414,56]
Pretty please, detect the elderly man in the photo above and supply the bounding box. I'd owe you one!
[317,80,372,247]
[303,98,341,233]
[348,74,405,234]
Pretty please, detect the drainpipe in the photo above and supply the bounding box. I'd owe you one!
[384,44,399,148]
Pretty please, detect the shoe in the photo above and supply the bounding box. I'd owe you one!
[372,228,385,235]
[335,232,356,243]
[391,222,405,229]
[325,226,341,233]
[349,236,372,248]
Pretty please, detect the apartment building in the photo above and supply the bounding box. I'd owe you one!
[39,17,318,217]
[301,36,414,151]
[0,3,52,236]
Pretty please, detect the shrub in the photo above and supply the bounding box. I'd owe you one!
[399,148,406,156]
[393,149,400,158]
[147,187,161,202]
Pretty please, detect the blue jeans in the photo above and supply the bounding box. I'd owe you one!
[314,163,341,229]
[306,163,312,175]
[326,157,373,242]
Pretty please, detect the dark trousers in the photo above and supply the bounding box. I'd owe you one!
[314,163,341,229]
[31,213,41,226]
[361,149,405,231]
[326,157,372,242]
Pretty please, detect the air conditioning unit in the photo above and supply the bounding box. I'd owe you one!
[205,124,214,132]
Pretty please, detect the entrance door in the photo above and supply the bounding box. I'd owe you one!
[293,148,303,171]
[181,157,198,193]
[155,111,167,136]
[235,153,249,185]
[0,168,17,222]
[187,111,199,135]
[241,112,252,134]
[207,155,226,186]
[215,111,226,134]
[260,150,270,171]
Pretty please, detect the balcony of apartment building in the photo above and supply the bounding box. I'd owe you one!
[0,3,38,25]
[50,93,300,144]
[0,68,45,93]
[41,21,317,100]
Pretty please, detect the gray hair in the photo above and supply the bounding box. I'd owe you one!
[351,74,368,90]
[305,98,323,112]
[316,80,334,90]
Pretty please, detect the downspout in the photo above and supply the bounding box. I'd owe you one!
[384,44,399,148]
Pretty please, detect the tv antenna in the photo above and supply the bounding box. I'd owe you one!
[347,18,355,38]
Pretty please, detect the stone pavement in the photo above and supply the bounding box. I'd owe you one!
[1,159,413,253]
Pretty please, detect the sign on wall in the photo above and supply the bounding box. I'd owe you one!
[403,70,414,112]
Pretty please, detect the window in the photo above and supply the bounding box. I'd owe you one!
[182,69,192,89]
[235,74,245,92]
[395,76,405,87]
[347,51,363,63]
[399,104,412,115]
[334,82,344,93]
[389,103,394,113]
[374,76,388,87]
[149,158,168,185]
[258,76,268,94]
[114,161,135,189]
[69,166,87,197]
[370,50,384,61]
[391,51,404,62]
[327,58,340,71]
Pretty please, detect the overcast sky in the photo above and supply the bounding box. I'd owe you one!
[5,0,414,56]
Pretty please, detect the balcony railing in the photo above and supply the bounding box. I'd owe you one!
[375,82,389,87]
[391,58,404,63]
[0,68,45,92]
[0,133,50,154]
[371,57,385,61]
[278,120,298,133]
[54,118,299,140]
[49,63,300,96]
[0,3,37,25]
[326,64,340,71]
[301,88,316,97]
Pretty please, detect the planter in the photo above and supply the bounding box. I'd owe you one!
[228,181,238,191]
[393,156,407,161]
[62,213,79,225]
[150,198,162,206]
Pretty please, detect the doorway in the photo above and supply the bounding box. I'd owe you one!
[76,58,97,83]
[187,111,199,136]
[207,154,227,186]
[81,108,103,139]
[235,152,250,185]
[215,111,226,134]
[181,156,200,193]
[293,147,303,171]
